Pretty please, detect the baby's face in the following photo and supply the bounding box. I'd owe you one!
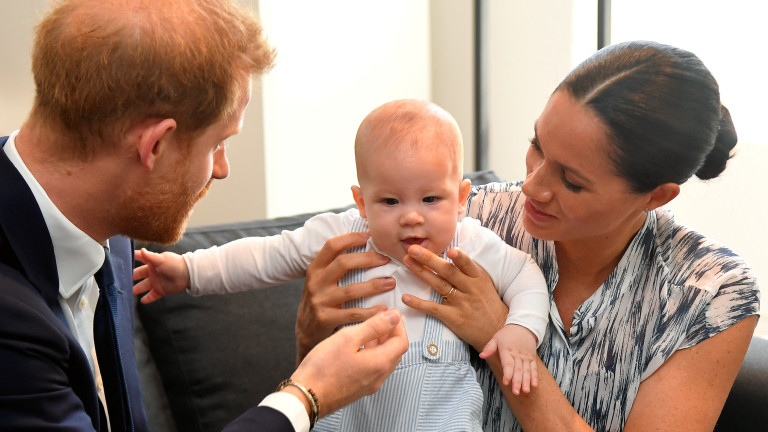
[354,146,469,262]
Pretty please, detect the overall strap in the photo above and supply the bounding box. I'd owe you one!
[340,216,368,313]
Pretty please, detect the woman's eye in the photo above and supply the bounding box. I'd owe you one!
[423,196,437,203]
[529,136,541,151]
[384,198,398,206]
[562,174,583,192]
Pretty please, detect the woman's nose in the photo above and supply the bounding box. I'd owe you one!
[211,145,230,179]
[522,164,553,202]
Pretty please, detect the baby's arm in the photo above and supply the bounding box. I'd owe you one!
[135,210,355,300]
[133,248,190,304]
[479,324,538,394]
[462,221,550,394]
[487,254,548,395]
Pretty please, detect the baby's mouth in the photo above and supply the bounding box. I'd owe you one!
[402,237,427,248]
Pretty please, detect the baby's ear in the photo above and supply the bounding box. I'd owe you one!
[457,178,472,214]
[351,185,367,218]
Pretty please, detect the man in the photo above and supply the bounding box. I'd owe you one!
[0,0,407,430]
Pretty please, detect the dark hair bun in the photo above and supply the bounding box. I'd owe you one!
[696,105,737,180]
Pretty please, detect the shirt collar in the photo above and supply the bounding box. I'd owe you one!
[4,131,105,299]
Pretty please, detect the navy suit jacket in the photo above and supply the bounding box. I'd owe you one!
[0,136,294,431]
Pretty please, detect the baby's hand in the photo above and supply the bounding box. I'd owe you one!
[132,248,190,304]
[479,324,538,395]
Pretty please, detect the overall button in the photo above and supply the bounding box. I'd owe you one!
[427,343,439,356]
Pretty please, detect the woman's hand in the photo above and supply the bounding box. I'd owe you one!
[401,245,508,351]
[296,232,395,363]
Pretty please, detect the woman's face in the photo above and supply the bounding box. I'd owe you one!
[521,90,649,245]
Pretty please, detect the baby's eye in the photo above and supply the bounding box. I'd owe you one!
[384,198,399,206]
[423,196,437,203]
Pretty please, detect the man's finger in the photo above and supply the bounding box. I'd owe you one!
[326,252,390,283]
[329,278,395,305]
[338,305,388,326]
[349,309,402,348]
[313,232,370,267]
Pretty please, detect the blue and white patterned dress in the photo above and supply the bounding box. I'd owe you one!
[465,182,761,432]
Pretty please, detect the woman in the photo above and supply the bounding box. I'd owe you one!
[295,41,760,431]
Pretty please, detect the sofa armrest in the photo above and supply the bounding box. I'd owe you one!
[715,335,768,431]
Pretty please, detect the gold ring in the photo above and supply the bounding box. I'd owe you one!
[449,287,456,296]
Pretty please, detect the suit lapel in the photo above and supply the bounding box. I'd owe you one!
[0,136,62,318]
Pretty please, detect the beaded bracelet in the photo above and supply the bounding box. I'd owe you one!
[276,379,320,429]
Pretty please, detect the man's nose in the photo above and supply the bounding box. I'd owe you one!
[211,145,230,179]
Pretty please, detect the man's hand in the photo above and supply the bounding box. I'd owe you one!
[288,309,408,417]
[296,232,394,362]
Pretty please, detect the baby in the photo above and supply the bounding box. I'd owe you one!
[133,99,548,431]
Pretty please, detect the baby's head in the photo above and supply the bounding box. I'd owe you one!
[351,99,471,261]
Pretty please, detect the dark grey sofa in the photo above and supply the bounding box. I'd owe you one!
[132,171,766,432]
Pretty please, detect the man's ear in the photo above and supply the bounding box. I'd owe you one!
[135,118,178,171]
[645,182,680,211]
[457,178,472,214]
[351,185,367,218]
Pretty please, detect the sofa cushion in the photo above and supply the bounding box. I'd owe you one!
[136,170,504,432]
[136,209,339,432]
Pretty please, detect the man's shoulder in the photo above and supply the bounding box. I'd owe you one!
[0,262,50,313]
[0,262,69,349]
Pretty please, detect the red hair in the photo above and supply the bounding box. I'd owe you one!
[30,0,275,158]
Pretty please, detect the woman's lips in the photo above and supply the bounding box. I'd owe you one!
[524,199,556,223]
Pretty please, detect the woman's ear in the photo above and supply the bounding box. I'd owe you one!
[135,118,177,171]
[458,178,472,214]
[351,185,367,218]
[645,182,680,211]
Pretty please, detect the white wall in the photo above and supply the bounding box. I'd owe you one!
[257,0,432,218]
[0,0,47,135]
[485,0,576,183]
[430,0,476,171]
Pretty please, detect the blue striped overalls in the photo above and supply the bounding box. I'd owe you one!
[314,217,484,432]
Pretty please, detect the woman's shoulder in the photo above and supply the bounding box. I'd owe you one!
[653,208,758,296]
[651,209,760,348]
[470,179,524,195]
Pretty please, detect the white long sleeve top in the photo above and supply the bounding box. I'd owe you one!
[184,208,548,345]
